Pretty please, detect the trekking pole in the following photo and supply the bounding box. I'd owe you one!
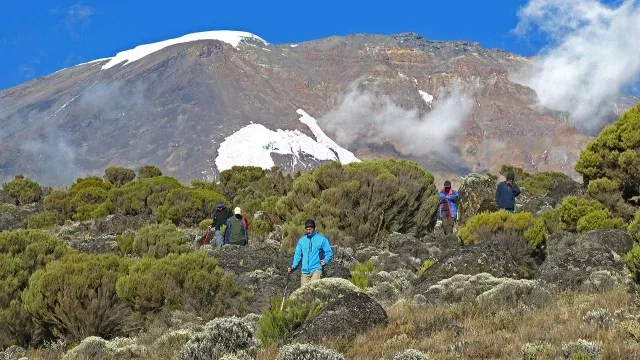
[280,270,292,312]
[201,228,211,248]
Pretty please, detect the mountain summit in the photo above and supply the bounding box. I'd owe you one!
[0,30,625,186]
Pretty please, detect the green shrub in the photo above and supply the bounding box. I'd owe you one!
[575,104,640,201]
[458,211,539,248]
[109,176,183,216]
[44,189,74,220]
[351,261,376,289]
[116,252,241,316]
[524,219,546,249]
[154,188,225,227]
[138,165,162,179]
[105,166,136,187]
[22,253,131,342]
[625,242,640,282]
[198,219,213,230]
[131,222,190,258]
[26,211,59,229]
[44,177,114,221]
[276,160,438,246]
[250,219,269,237]
[630,210,640,242]
[556,196,605,232]
[0,230,68,347]
[587,178,636,221]
[418,259,435,277]
[257,296,322,345]
[499,166,573,196]
[2,176,43,204]
[576,209,626,233]
[116,230,135,255]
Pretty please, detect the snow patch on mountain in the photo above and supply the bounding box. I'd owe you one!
[215,110,359,172]
[419,90,433,106]
[102,30,267,70]
[296,109,360,164]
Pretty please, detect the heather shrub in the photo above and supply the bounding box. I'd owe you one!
[276,343,345,360]
[115,230,135,255]
[521,342,554,360]
[0,230,68,347]
[153,188,225,227]
[457,211,543,248]
[44,177,114,221]
[257,297,322,345]
[108,176,183,216]
[576,209,626,232]
[2,176,43,204]
[575,103,640,201]
[555,196,605,232]
[26,211,59,229]
[586,177,636,221]
[177,317,257,360]
[22,253,131,342]
[392,349,430,360]
[417,259,435,276]
[351,261,376,289]
[276,160,438,246]
[630,210,640,242]
[131,222,190,258]
[116,252,241,316]
[500,165,572,196]
[560,339,601,359]
[104,166,136,187]
[44,190,75,220]
[138,165,162,179]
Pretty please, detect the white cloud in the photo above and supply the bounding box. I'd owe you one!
[512,0,640,132]
[319,82,474,160]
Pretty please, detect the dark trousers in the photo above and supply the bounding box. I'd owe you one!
[442,216,455,235]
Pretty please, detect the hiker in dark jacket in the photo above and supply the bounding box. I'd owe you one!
[208,200,231,247]
[288,219,333,287]
[438,180,459,235]
[224,207,249,246]
[495,171,521,213]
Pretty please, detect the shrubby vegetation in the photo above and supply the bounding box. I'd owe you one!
[351,261,376,289]
[457,211,544,249]
[129,222,190,258]
[137,165,162,179]
[575,103,640,202]
[26,211,58,229]
[258,297,322,345]
[499,165,572,196]
[104,166,136,187]
[275,160,438,247]
[22,253,131,343]
[2,175,43,205]
[116,252,241,316]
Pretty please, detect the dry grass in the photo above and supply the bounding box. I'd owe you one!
[22,287,640,360]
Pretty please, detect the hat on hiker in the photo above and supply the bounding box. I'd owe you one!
[304,219,316,229]
[234,207,242,215]
[216,200,224,208]
[506,171,515,181]
[444,180,451,188]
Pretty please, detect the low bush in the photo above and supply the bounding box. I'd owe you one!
[131,222,190,258]
[177,317,257,360]
[105,166,136,187]
[276,343,345,360]
[153,188,225,227]
[587,178,636,221]
[351,261,376,289]
[629,210,640,242]
[22,253,131,342]
[556,196,605,232]
[27,211,59,229]
[257,297,323,346]
[576,209,626,233]
[108,176,183,216]
[138,165,162,179]
[2,176,43,204]
[457,211,541,248]
[625,243,640,282]
[116,230,135,255]
[116,252,241,316]
[418,259,435,277]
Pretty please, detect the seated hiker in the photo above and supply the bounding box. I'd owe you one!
[495,171,521,213]
[439,180,459,235]
[224,207,249,246]
[288,219,333,286]
[207,200,230,247]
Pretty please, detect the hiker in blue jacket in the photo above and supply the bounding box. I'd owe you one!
[495,171,521,213]
[288,219,333,287]
[439,180,459,235]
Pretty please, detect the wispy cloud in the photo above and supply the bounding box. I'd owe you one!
[511,0,640,133]
[51,2,94,40]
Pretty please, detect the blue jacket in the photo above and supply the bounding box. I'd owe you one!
[291,232,333,274]
[495,181,521,210]
[438,189,459,219]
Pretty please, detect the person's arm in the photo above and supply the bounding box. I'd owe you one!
[495,184,501,206]
[243,217,249,244]
[448,191,459,203]
[322,237,333,265]
[512,183,521,197]
[438,191,446,202]
[291,240,302,269]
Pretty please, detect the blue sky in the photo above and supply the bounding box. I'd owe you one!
[2,0,543,90]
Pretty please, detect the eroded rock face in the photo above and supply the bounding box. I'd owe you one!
[457,173,498,225]
[536,230,633,291]
[292,291,388,343]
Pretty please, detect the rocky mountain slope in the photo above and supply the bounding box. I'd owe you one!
[0,30,633,187]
